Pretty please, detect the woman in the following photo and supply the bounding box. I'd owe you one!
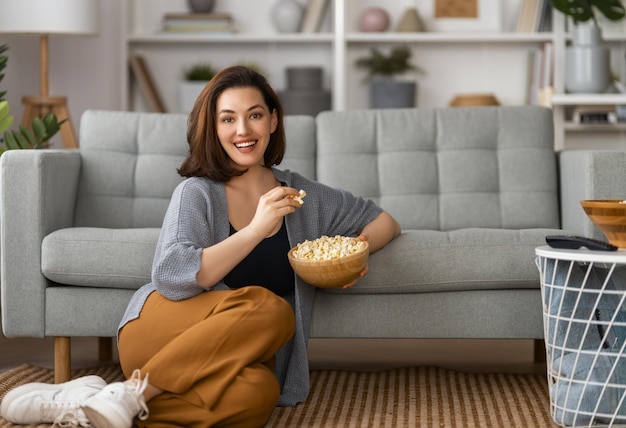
[1,66,400,427]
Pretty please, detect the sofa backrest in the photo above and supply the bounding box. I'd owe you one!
[315,106,559,230]
[74,110,316,228]
[75,106,558,231]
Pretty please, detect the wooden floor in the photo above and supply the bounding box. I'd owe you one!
[0,334,547,375]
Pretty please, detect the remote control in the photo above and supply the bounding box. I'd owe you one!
[545,235,618,251]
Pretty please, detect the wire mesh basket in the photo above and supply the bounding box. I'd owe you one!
[537,252,626,427]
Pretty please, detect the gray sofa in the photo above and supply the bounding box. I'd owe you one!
[0,106,611,382]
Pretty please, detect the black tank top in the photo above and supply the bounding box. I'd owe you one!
[223,220,295,297]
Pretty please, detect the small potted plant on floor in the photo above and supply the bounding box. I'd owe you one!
[355,45,423,109]
[179,62,217,113]
[548,0,625,93]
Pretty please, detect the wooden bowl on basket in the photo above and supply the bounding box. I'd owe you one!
[288,238,369,288]
[580,200,626,248]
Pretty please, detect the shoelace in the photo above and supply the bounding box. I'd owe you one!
[39,401,91,427]
[53,411,93,427]
[128,369,150,421]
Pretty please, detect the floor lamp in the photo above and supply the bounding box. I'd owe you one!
[0,0,99,149]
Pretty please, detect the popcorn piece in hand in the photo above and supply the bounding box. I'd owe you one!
[292,189,306,205]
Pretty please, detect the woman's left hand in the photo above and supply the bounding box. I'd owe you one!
[341,264,368,289]
[341,234,369,289]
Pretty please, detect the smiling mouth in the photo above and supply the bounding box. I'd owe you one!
[234,141,256,149]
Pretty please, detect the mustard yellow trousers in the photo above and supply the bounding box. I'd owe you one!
[118,286,296,427]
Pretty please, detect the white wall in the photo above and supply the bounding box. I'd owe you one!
[0,0,123,148]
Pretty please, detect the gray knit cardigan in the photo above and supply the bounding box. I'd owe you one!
[118,168,382,406]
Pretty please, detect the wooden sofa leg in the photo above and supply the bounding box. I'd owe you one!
[54,337,71,384]
[533,339,546,363]
[98,337,113,361]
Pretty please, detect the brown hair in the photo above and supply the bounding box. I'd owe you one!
[178,65,286,181]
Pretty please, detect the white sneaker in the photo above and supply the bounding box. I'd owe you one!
[0,375,106,425]
[81,369,149,428]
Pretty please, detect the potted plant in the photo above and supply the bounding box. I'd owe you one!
[179,62,217,113]
[0,44,63,153]
[548,0,625,93]
[355,45,423,108]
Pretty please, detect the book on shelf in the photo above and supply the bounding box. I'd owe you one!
[300,0,329,33]
[129,54,167,113]
[516,0,550,32]
[161,12,235,34]
[572,105,618,124]
[526,41,554,107]
[537,1,552,32]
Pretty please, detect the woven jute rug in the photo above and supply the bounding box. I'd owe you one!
[0,364,557,427]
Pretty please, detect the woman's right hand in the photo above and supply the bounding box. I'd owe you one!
[196,186,303,288]
[249,186,303,239]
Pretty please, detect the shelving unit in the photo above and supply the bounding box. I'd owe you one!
[549,12,626,150]
[121,0,626,151]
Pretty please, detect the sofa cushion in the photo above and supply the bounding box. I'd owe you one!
[281,115,317,181]
[42,227,160,289]
[322,228,564,295]
[315,106,559,231]
[75,111,189,229]
[42,227,562,295]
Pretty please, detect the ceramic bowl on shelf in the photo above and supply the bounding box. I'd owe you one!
[287,238,369,288]
[580,200,626,247]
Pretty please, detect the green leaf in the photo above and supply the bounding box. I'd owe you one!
[42,112,58,128]
[32,117,47,141]
[12,129,29,149]
[0,101,13,132]
[42,114,63,138]
[18,125,36,147]
[4,131,19,150]
[549,0,625,23]
[0,100,8,117]
[592,0,626,21]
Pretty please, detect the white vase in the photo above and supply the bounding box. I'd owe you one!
[566,23,610,93]
[271,0,304,33]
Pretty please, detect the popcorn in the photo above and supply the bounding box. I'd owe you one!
[292,189,306,205]
[291,235,366,261]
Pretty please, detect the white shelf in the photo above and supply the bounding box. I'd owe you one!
[564,122,626,132]
[127,32,334,44]
[552,94,626,106]
[345,32,554,43]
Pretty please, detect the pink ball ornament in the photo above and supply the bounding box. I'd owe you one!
[359,7,390,32]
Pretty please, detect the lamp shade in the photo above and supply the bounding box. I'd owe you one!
[0,0,99,35]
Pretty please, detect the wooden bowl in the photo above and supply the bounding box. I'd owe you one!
[580,200,626,247]
[288,240,369,288]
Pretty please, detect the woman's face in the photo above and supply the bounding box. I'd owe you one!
[215,86,278,169]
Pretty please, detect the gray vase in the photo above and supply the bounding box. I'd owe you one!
[187,0,215,13]
[370,80,416,109]
[566,23,610,93]
[278,66,331,116]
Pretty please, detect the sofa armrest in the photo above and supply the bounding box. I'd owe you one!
[559,150,626,240]
[1,149,81,337]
